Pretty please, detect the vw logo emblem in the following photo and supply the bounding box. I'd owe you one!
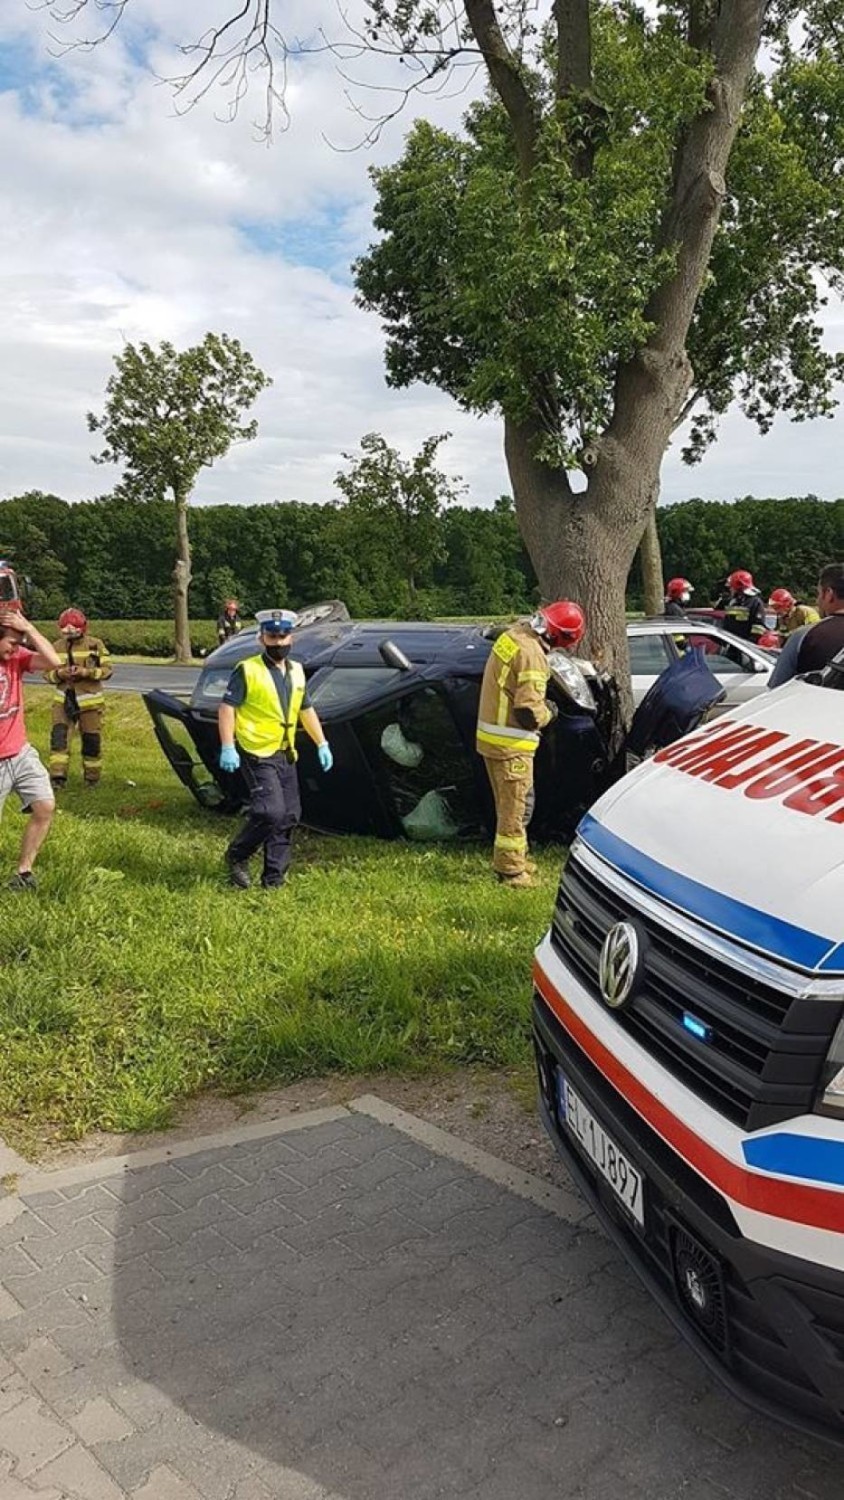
[598,922,640,1010]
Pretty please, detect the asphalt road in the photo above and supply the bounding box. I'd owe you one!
[107,662,200,695]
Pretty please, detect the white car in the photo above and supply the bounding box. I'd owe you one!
[627,618,773,707]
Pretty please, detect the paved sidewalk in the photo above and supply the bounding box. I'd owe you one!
[0,1098,837,1500]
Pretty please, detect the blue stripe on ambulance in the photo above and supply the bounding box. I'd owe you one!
[742,1134,844,1188]
[577,813,840,974]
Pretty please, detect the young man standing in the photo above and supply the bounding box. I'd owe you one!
[0,608,62,890]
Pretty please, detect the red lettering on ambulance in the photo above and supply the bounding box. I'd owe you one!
[653,721,737,767]
[782,758,844,817]
[714,738,821,790]
[693,731,787,783]
[744,746,844,803]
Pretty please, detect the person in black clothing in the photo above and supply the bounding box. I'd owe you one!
[721,569,767,641]
[768,563,844,688]
[217,609,333,889]
[664,577,694,618]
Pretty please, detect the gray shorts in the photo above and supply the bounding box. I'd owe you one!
[0,744,54,815]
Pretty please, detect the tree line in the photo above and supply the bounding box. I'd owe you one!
[0,489,838,626]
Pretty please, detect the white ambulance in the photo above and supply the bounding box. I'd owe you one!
[534,668,844,1439]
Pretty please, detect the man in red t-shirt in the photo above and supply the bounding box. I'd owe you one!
[0,609,62,890]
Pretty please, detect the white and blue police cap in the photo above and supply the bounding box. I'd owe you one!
[255,608,298,635]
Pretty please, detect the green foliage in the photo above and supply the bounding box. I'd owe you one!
[652,495,844,604]
[3,490,839,627]
[0,691,557,1145]
[88,334,272,503]
[334,433,464,612]
[354,4,844,467]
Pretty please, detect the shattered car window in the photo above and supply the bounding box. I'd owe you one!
[309,667,403,711]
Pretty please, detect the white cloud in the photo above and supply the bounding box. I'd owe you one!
[0,0,841,524]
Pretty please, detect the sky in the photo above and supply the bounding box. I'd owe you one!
[1,0,843,514]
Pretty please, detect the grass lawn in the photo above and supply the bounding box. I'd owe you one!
[0,689,563,1151]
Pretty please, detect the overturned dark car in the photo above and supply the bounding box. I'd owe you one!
[143,601,724,844]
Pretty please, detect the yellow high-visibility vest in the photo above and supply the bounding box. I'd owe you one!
[234,657,306,759]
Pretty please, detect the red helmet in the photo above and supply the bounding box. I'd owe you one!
[536,600,586,649]
[767,588,794,614]
[58,608,87,635]
[666,577,693,601]
[757,630,782,649]
[727,569,754,594]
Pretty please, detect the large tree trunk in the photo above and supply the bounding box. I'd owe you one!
[505,417,652,720]
[638,508,665,617]
[172,493,192,663]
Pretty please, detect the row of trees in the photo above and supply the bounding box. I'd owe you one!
[1,488,837,625]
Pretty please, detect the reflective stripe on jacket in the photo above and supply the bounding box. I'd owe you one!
[475,623,552,760]
[781,604,820,636]
[235,656,306,758]
[46,634,112,708]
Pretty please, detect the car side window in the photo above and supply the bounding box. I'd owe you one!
[628,634,672,675]
[679,634,756,674]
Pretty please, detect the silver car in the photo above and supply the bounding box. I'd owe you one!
[627,619,774,707]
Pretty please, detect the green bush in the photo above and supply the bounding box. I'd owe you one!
[31,619,221,657]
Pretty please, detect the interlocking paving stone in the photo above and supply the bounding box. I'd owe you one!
[0,1111,836,1500]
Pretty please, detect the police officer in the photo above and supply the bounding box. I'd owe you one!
[768,563,844,689]
[476,601,586,889]
[721,570,767,641]
[217,609,333,889]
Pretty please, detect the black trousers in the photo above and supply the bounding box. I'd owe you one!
[227,750,301,887]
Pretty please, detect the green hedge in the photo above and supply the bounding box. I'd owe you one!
[31,620,222,657]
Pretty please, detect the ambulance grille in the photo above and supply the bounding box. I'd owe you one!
[551,854,840,1129]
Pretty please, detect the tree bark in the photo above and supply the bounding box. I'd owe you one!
[638,509,665,617]
[505,416,645,719]
[172,492,193,663]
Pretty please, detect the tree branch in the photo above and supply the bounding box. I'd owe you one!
[462,0,540,178]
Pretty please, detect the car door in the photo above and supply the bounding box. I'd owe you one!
[627,630,674,704]
[666,629,771,705]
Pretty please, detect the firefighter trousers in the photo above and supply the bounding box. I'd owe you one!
[482,754,536,877]
[49,704,104,786]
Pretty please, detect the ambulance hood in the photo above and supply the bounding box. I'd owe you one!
[586,681,844,976]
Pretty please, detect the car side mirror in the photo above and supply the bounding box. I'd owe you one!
[752,659,768,673]
[379,639,413,672]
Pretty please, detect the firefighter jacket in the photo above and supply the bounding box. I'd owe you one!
[723,590,767,641]
[45,634,112,711]
[476,622,554,760]
[233,656,307,759]
[780,604,820,636]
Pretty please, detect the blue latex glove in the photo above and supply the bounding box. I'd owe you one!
[317,742,333,773]
[219,744,240,773]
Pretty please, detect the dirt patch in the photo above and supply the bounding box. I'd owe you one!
[25,1066,576,1192]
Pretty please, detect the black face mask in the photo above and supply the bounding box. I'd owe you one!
[265,642,291,662]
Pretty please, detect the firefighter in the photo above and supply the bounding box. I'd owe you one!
[45,609,112,788]
[664,578,694,618]
[217,598,242,647]
[721,569,767,642]
[766,588,820,640]
[217,608,333,889]
[476,601,586,889]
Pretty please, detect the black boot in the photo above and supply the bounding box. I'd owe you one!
[225,851,251,889]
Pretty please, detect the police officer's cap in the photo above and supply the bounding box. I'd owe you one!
[256,608,298,635]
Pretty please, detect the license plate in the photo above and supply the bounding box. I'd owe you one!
[557,1072,645,1227]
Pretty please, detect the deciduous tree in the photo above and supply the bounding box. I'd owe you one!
[88,335,270,660]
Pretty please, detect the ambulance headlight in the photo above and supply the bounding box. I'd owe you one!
[819,1017,844,1116]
